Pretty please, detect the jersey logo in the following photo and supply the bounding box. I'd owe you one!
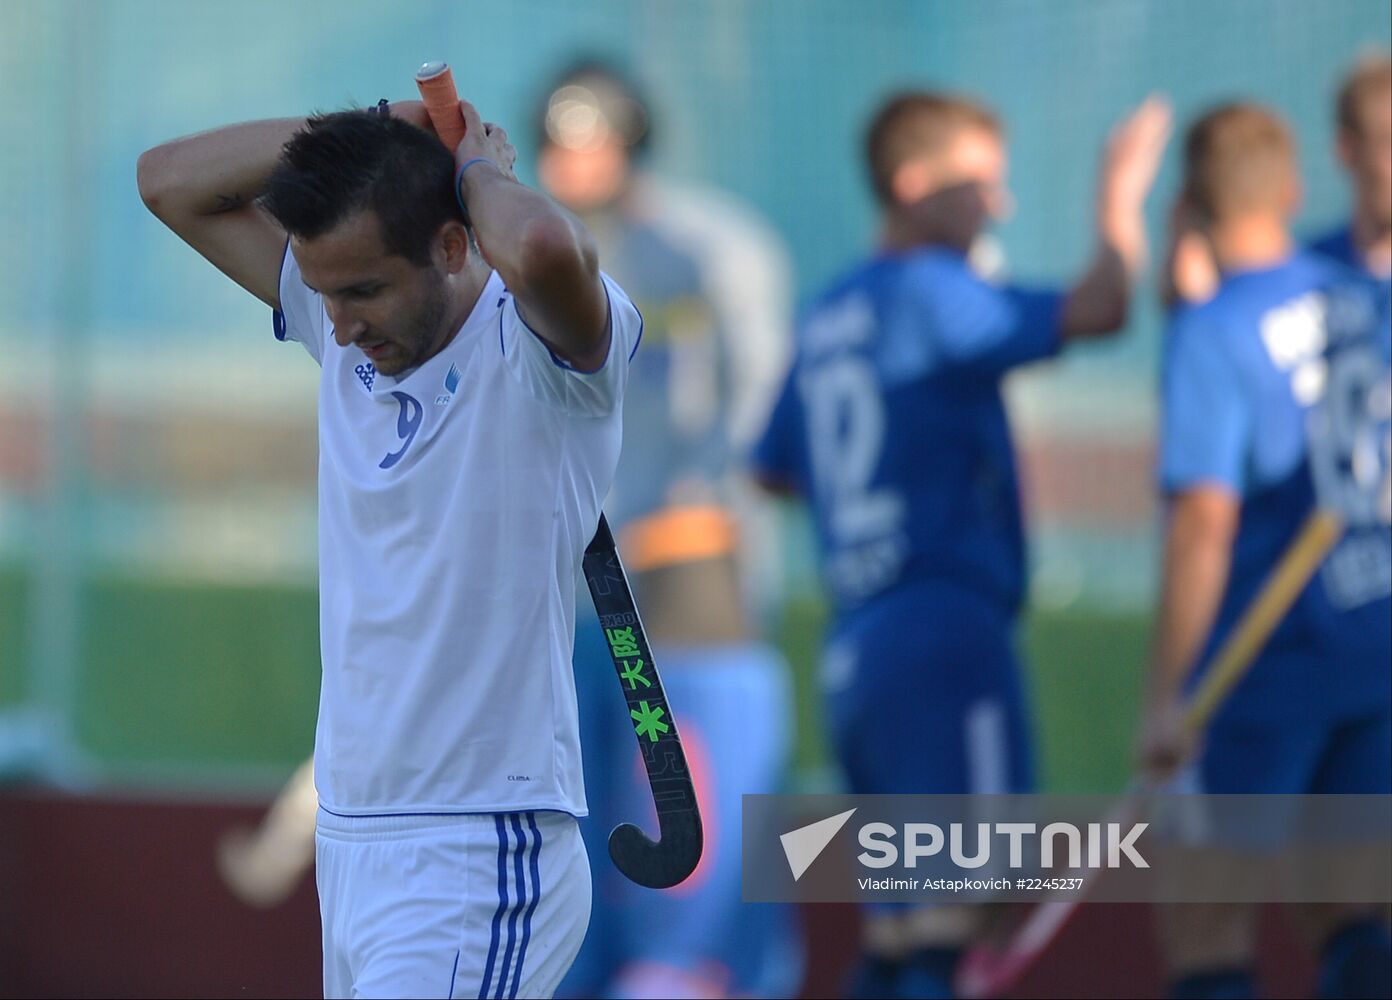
[354,362,377,393]
[1259,291,1343,406]
[436,362,461,406]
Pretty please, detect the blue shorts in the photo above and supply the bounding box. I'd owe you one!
[561,620,802,998]
[1195,707,1392,794]
[825,579,1035,796]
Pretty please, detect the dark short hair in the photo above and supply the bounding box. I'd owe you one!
[262,110,459,266]
[865,91,1001,207]
[1182,102,1296,223]
[1337,54,1391,137]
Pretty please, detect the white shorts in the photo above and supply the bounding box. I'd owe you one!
[315,808,591,999]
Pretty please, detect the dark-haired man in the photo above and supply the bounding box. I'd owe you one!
[138,98,641,999]
[752,90,1169,998]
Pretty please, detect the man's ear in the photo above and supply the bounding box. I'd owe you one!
[439,220,472,274]
[891,158,936,206]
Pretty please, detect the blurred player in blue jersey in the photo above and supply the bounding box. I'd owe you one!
[752,90,1171,998]
[1142,102,1392,1000]
[1311,56,1392,290]
[537,61,803,1000]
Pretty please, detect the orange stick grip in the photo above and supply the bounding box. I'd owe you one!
[415,64,466,151]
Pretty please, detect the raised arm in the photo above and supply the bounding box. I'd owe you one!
[450,100,609,372]
[136,117,306,309]
[1060,96,1173,340]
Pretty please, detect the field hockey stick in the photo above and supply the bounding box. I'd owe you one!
[411,62,702,887]
[582,513,703,888]
[956,507,1345,999]
[1179,509,1343,731]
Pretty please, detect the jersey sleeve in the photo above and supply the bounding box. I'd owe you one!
[750,366,807,493]
[917,258,1064,377]
[1159,308,1250,495]
[271,240,328,366]
[498,272,642,417]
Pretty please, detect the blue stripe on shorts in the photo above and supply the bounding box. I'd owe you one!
[478,815,510,998]
[510,812,544,998]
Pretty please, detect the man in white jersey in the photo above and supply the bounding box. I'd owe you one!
[137,95,641,998]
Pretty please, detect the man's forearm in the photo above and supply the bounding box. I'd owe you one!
[457,161,605,365]
[1061,190,1153,337]
[137,117,306,220]
[1060,240,1131,338]
[457,163,596,295]
[1147,502,1236,705]
[137,116,306,309]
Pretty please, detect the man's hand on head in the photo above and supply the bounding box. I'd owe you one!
[454,99,519,181]
[431,95,605,368]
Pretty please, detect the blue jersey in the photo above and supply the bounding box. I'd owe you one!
[1160,252,1392,719]
[1309,223,1392,294]
[753,247,1063,620]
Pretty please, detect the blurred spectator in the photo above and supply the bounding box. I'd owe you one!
[538,59,803,1000]
[752,89,1169,998]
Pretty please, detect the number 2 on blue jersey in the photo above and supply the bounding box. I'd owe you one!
[801,356,903,541]
[379,391,423,470]
[798,350,907,602]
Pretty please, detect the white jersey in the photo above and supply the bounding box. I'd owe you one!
[274,247,641,817]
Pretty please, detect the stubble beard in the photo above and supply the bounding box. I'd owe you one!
[377,272,452,376]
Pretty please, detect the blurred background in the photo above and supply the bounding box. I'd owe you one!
[0,0,1387,996]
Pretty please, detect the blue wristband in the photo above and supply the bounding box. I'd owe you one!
[454,157,496,216]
